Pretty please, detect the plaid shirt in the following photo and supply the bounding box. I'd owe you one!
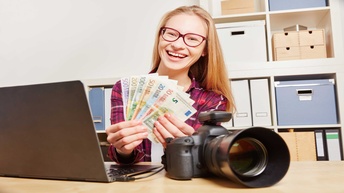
[107,75,228,164]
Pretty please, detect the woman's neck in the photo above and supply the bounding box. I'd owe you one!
[156,67,191,92]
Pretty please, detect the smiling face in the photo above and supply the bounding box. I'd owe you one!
[157,13,207,76]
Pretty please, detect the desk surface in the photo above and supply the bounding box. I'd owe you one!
[0,161,343,193]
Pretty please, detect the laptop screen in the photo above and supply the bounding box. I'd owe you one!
[0,81,116,182]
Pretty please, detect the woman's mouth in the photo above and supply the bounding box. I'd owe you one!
[167,51,187,58]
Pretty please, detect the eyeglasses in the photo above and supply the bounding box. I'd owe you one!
[160,27,206,47]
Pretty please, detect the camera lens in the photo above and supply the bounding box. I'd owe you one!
[202,126,290,187]
[229,138,267,177]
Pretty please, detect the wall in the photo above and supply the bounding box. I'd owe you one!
[341,0,344,57]
[0,0,198,87]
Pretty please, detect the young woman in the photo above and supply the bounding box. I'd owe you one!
[106,5,234,164]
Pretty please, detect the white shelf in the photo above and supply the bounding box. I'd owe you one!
[200,0,344,159]
[276,124,342,129]
[213,12,267,23]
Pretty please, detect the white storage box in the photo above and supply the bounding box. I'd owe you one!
[216,20,267,64]
[275,79,338,126]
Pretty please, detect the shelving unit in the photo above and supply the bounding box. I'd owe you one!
[200,0,344,160]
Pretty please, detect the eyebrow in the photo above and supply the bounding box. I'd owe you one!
[164,26,206,37]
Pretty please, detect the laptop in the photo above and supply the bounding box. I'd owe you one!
[0,80,162,182]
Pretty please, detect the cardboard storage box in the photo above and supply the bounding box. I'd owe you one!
[216,20,267,64]
[205,0,258,16]
[221,0,255,15]
[272,31,299,48]
[272,29,326,61]
[274,46,300,61]
[275,79,337,126]
[298,30,325,46]
[279,131,317,161]
[274,45,326,60]
[269,0,327,11]
[300,45,327,59]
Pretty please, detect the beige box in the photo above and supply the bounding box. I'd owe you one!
[300,45,327,59]
[272,29,327,61]
[272,31,299,48]
[299,29,325,46]
[221,0,255,15]
[274,46,300,61]
[279,132,317,161]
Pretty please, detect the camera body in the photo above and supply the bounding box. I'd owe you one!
[162,111,290,188]
[163,111,230,179]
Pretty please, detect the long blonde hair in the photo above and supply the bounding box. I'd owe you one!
[151,5,235,112]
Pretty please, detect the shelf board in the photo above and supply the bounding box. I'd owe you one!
[268,6,330,15]
[277,124,341,129]
[227,57,338,71]
[227,60,342,79]
[225,126,275,131]
[213,12,266,24]
[226,124,341,132]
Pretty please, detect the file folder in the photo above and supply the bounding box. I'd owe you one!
[250,79,272,126]
[325,129,343,161]
[231,80,252,127]
[104,87,112,129]
[314,130,328,161]
[89,87,105,130]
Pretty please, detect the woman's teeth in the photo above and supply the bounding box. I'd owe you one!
[168,51,186,58]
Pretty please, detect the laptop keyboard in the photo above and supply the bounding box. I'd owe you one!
[106,164,162,177]
[107,166,138,176]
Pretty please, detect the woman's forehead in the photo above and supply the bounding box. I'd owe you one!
[165,14,207,36]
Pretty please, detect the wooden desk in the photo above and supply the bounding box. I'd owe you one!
[0,161,343,193]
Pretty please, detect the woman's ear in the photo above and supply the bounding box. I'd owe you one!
[202,50,207,57]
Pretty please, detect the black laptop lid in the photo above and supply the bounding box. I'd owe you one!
[0,80,109,182]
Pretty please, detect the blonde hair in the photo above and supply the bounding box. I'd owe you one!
[151,5,235,112]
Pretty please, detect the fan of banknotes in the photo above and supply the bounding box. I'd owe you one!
[120,73,196,143]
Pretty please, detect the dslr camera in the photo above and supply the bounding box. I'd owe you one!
[162,111,290,188]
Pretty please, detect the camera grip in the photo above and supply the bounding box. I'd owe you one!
[165,137,194,180]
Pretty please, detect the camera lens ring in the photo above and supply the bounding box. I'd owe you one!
[229,137,268,177]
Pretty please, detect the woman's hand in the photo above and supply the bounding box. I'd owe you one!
[153,113,195,147]
[106,120,148,156]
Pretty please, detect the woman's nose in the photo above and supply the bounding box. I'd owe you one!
[171,37,186,49]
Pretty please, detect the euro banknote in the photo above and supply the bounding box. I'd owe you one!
[121,74,196,142]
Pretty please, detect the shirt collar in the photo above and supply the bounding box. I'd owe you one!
[186,73,199,93]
